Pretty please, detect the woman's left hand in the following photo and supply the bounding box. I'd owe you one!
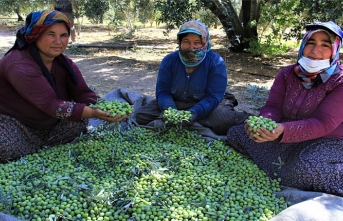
[245,122,284,143]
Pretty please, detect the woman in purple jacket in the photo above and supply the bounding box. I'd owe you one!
[0,10,127,163]
[227,21,343,196]
[135,20,249,135]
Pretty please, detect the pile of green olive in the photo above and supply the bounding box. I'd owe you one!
[0,125,287,221]
[89,99,133,117]
[246,116,278,135]
[163,107,192,125]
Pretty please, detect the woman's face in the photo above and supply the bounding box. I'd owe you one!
[180,33,203,50]
[35,22,69,61]
[303,31,332,60]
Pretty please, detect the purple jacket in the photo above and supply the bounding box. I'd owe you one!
[260,64,343,143]
[0,49,98,130]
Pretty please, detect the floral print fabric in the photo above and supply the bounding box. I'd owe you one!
[0,114,88,163]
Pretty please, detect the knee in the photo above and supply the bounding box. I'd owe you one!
[0,141,12,163]
[226,124,251,156]
[227,122,245,137]
[279,160,314,190]
[226,111,250,128]
[134,110,154,125]
[0,146,23,164]
[134,112,145,124]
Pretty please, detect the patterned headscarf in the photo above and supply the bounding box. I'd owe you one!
[11,9,70,50]
[5,10,76,97]
[295,21,343,89]
[177,20,213,68]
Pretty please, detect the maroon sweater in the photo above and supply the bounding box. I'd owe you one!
[0,49,99,130]
[260,64,343,143]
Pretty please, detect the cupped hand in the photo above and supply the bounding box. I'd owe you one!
[93,108,128,122]
[245,122,284,143]
[182,112,197,127]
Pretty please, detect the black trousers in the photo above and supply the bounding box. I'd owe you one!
[135,92,250,135]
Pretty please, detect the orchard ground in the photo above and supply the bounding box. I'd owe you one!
[0,22,300,116]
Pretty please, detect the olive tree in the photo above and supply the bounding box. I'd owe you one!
[84,0,109,24]
[0,0,48,21]
[283,0,343,40]
[2,0,343,52]
[155,0,343,52]
[155,0,262,52]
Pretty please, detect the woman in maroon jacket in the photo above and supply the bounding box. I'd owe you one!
[0,10,126,163]
[227,21,343,196]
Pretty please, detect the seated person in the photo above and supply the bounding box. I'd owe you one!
[135,20,249,135]
[227,21,343,197]
[0,9,127,163]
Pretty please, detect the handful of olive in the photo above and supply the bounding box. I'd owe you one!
[163,107,192,125]
[246,115,277,134]
[89,99,133,117]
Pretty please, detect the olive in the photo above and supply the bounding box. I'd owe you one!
[0,125,287,220]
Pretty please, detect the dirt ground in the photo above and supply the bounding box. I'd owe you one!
[0,24,299,115]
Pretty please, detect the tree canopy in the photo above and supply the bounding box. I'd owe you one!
[1,0,342,53]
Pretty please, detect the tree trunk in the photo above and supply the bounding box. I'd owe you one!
[206,0,246,52]
[205,0,262,52]
[241,0,259,41]
[15,6,24,22]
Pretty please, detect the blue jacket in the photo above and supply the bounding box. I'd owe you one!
[156,50,227,119]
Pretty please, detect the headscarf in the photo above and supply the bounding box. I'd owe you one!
[177,20,213,68]
[9,9,71,51]
[295,21,343,89]
[5,10,77,97]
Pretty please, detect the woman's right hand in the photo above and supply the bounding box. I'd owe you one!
[244,121,284,143]
[92,108,128,122]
